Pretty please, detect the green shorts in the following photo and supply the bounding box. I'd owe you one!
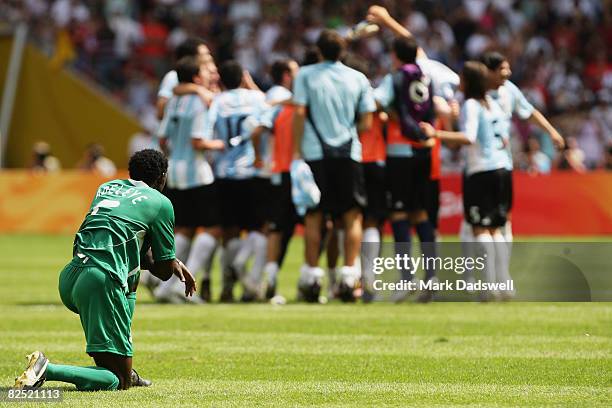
[59,263,135,357]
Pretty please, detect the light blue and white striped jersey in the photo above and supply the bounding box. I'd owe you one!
[157,94,214,189]
[487,80,535,170]
[205,88,268,179]
[461,98,509,176]
[157,70,178,99]
[293,61,376,162]
[266,85,292,103]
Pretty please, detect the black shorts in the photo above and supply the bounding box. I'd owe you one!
[363,162,387,222]
[251,177,274,229]
[386,153,431,213]
[268,172,300,232]
[217,178,258,230]
[164,184,221,228]
[426,179,440,229]
[306,158,367,218]
[505,170,514,212]
[463,168,510,228]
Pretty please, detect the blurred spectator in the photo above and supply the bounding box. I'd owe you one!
[558,136,587,173]
[605,145,612,170]
[77,143,117,177]
[128,109,160,158]
[3,0,611,171]
[521,137,552,175]
[29,142,61,173]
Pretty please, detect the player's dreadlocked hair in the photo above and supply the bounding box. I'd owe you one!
[128,149,168,187]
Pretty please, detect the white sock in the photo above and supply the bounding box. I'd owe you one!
[492,231,511,287]
[202,244,217,280]
[175,233,192,262]
[232,237,253,271]
[362,227,380,288]
[264,261,279,286]
[221,238,242,273]
[475,233,495,284]
[185,232,217,280]
[154,275,183,298]
[300,265,324,286]
[460,219,474,242]
[340,265,360,288]
[460,220,475,279]
[247,231,267,285]
[152,232,193,298]
[327,267,338,287]
[503,220,513,258]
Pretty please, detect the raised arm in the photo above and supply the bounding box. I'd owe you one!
[366,5,427,59]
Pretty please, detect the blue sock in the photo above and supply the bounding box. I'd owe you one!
[416,220,436,281]
[392,220,412,281]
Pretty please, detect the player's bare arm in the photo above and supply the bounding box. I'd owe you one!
[419,122,471,145]
[367,5,427,59]
[251,125,268,168]
[191,138,225,151]
[529,110,565,149]
[173,83,215,106]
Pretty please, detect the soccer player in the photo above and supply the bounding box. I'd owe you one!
[156,38,214,119]
[292,29,376,302]
[373,36,439,302]
[252,59,300,299]
[204,60,268,302]
[471,51,564,298]
[420,62,510,301]
[154,56,225,303]
[14,149,196,390]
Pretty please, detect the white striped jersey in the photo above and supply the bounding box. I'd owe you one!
[157,94,214,189]
[461,98,509,176]
[487,80,535,170]
[204,89,268,179]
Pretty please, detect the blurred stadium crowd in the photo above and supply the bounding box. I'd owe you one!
[1,0,611,171]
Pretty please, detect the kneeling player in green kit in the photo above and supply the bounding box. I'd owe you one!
[13,149,196,391]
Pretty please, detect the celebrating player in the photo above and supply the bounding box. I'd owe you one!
[204,60,269,302]
[154,56,225,303]
[420,62,510,300]
[292,29,376,302]
[14,149,196,390]
[251,59,301,300]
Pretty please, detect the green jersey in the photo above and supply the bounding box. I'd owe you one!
[72,179,176,291]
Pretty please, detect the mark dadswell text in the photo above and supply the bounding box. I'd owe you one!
[372,279,514,292]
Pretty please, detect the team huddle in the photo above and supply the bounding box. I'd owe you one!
[146,5,564,305]
[13,5,564,391]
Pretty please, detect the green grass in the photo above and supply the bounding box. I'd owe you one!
[0,234,611,407]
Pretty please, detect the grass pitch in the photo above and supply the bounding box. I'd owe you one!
[0,234,611,407]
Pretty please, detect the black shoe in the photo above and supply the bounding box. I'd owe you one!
[200,278,211,303]
[240,290,257,303]
[265,283,276,300]
[298,281,321,303]
[14,351,48,389]
[131,369,152,387]
[338,281,356,303]
[416,290,434,303]
[219,287,234,303]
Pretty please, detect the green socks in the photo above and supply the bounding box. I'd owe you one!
[45,363,119,391]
